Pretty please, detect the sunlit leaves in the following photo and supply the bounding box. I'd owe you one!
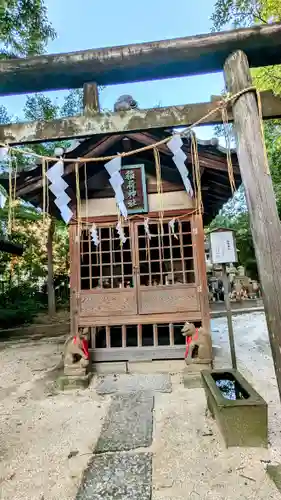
[0,0,56,59]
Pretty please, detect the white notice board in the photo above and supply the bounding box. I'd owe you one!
[209,230,237,264]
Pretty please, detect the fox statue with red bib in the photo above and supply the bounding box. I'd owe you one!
[181,322,212,366]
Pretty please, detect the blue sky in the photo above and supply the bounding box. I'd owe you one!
[1,0,225,140]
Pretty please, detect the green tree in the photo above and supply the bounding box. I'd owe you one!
[211,0,281,96]
[211,0,281,279]
[0,90,79,322]
[22,93,69,158]
[209,212,259,278]
[0,0,56,59]
[211,0,280,30]
[60,88,84,117]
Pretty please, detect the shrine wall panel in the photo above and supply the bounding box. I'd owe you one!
[80,190,194,217]
[80,289,137,317]
[138,286,200,315]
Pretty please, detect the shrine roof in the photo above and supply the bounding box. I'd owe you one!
[0,130,241,224]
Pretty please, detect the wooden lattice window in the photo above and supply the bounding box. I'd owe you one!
[137,220,195,286]
[80,226,133,290]
[91,322,202,349]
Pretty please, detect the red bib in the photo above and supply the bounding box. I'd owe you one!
[73,336,89,360]
[184,328,198,359]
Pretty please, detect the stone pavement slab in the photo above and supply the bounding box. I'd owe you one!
[95,392,154,452]
[76,452,152,500]
[96,373,172,394]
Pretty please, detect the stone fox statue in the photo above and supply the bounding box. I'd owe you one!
[63,327,90,374]
[181,322,212,365]
[51,327,90,373]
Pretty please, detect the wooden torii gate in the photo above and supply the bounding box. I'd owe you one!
[1,23,281,398]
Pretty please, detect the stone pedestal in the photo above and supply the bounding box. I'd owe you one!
[183,363,211,389]
[64,365,88,376]
[57,373,92,390]
[267,464,281,493]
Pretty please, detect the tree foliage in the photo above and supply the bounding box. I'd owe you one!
[212,0,281,97]
[211,0,280,30]
[0,0,56,59]
[60,88,84,117]
[0,89,81,306]
[0,212,69,327]
[211,0,281,278]
[0,89,81,326]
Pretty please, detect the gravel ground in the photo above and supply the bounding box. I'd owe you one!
[76,452,152,500]
[152,312,281,499]
[0,337,110,500]
[0,311,280,499]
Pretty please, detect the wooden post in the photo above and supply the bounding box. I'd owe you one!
[47,217,56,316]
[83,82,100,114]
[69,223,79,336]
[193,214,210,333]
[222,264,237,370]
[224,50,281,400]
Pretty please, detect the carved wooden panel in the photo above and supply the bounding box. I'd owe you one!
[90,346,185,362]
[80,290,137,317]
[139,286,199,314]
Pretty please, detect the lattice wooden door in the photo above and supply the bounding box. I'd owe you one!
[79,224,138,318]
[134,218,201,315]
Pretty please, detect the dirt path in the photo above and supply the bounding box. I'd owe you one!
[0,312,280,499]
[0,337,110,500]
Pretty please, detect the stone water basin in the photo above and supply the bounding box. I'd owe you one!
[201,368,268,447]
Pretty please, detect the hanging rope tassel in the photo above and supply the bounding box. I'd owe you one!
[42,157,47,224]
[154,147,165,261]
[256,89,270,175]
[221,104,236,194]
[12,154,18,230]
[84,162,89,225]
[75,162,82,238]
[190,132,203,215]
[7,155,13,235]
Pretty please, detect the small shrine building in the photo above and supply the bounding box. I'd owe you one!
[11,129,240,363]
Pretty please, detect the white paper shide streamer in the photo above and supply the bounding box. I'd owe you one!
[46,160,73,224]
[0,147,9,163]
[116,222,127,244]
[0,192,6,209]
[90,223,100,246]
[104,157,127,219]
[0,147,9,209]
[169,218,178,239]
[167,136,194,197]
[144,218,152,240]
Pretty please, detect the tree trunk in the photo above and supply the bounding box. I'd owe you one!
[47,217,56,316]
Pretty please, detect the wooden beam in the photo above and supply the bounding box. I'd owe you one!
[1,91,280,146]
[224,50,281,402]
[0,101,223,145]
[83,83,100,114]
[0,238,24,255]
[1,23,281,96]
